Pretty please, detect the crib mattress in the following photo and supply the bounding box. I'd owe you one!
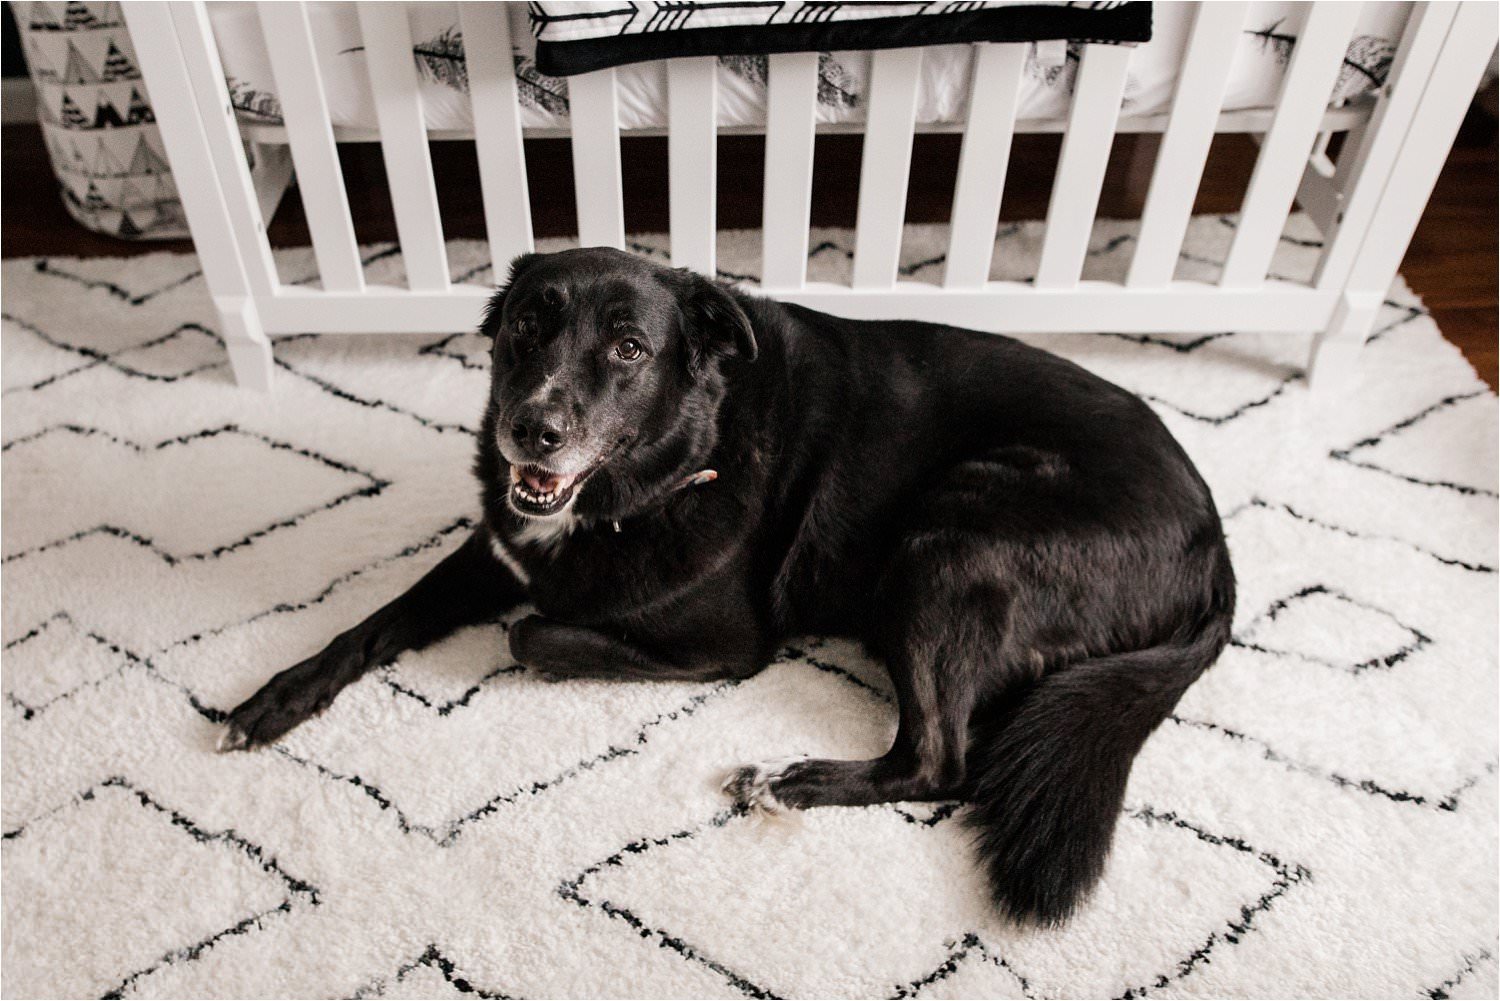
[208,2,1411,134]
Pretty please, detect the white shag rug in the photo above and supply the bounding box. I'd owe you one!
[2,217,1497,1000]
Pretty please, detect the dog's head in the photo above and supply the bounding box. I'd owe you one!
[479,247,756,521]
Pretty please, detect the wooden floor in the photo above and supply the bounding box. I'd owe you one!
[3,95,1494,388]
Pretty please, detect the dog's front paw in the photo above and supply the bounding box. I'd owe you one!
[218,659,340,752]
[219,693,298,752]
[506,614,547,667]
[507,616,575,681]
[217,718,252,752]
[721,759,801,814]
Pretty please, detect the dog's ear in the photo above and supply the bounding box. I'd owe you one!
[480,252,543,339]
[672,269,757,374]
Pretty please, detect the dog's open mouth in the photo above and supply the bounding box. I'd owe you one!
[509,463,589,517]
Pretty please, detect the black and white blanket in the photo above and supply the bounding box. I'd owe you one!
[528,1,1153,76]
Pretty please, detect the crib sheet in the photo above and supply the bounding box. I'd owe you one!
[205,2,1411,134]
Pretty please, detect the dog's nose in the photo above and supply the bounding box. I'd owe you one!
[511,413,567,455]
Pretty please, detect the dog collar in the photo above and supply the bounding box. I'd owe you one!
[612,468,717,533]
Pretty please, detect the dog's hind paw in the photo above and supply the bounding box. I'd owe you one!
[721,759,799,815]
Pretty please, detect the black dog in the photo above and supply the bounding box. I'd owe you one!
[221,247,1234,925]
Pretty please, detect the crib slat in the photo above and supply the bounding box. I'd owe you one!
[1308,2,1493,389]
[667,58,719,274]
[460,2,534,272]
[357,4,448,291]
[1126,3,1248,288]
[1332,1,1496,294]
[1220,3,1361,287]
[1313,2,1458,289]
[761,52,819,290]
[168,1,279,298]
[570,69,625,250]
[1035,44,1132,289]
[127,2,275,389]
[124,7,248,298]
[944,44,1027,289]
[256,2,363,292]
[852,49,923,289]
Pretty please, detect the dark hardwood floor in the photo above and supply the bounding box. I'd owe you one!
[3,93,1494,387]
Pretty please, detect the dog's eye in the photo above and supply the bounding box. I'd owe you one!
[614,337,644,362]
[513,316,538,356]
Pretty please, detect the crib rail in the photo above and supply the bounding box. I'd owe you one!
[127,0,1498,393]
[235,102,1380,143]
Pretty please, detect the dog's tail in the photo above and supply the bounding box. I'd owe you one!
[964,573,1233,926]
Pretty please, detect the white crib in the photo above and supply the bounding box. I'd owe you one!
[125,1,1497,394]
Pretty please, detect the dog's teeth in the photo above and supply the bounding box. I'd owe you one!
[512,475,575,512]
[514,480,566,508]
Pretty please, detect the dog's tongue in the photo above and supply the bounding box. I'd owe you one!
[522,468,567,493]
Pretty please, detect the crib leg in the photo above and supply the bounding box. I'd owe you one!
[1306,289,1381,394]
[215,294,275,393]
